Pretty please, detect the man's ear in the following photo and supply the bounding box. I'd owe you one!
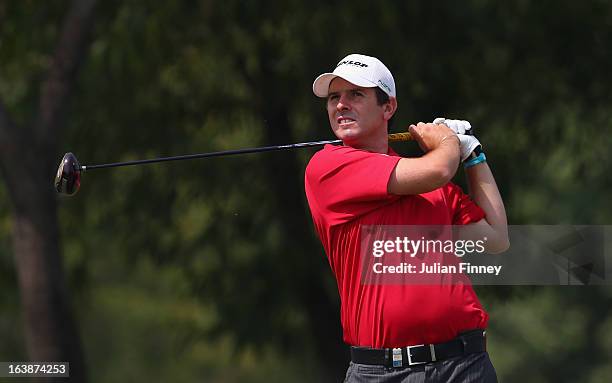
[383,97,398,120]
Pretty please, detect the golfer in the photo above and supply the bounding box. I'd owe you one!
[305,54,508,382]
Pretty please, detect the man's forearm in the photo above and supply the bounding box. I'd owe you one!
[388,132,460,195]
[465,162,509,252]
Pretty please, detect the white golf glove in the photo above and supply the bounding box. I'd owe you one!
[433,118,481,162]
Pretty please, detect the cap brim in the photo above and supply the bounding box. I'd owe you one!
[312,72,377,98]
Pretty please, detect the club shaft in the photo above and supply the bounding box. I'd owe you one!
[80,132,412,171]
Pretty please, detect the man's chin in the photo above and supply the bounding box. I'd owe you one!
[334,126,360,140]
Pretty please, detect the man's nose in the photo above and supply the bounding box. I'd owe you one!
[336,94,350,111]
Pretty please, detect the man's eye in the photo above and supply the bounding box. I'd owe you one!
[328,95,339,102]
[352,91,363,97]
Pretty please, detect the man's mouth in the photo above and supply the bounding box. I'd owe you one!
[337,117,356,126]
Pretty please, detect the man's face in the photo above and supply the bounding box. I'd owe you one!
[326,77,388,146]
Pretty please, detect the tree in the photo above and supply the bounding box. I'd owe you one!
[0,1,97,381]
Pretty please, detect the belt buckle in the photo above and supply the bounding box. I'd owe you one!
[406,344,427,366]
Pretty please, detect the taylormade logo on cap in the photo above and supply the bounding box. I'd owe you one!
[312,54,396,98]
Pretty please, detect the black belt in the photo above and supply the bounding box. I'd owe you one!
[350,329,486,368]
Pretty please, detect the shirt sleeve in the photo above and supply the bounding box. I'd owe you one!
[305,145,401,226]
[444,182,486,225]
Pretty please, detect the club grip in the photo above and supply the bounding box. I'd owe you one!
[387,132,413,142]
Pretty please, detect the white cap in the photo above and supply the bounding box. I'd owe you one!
[312,54,396,98]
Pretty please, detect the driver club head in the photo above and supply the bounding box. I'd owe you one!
[55,152,81,196]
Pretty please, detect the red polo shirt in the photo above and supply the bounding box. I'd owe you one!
[304,144,488,348]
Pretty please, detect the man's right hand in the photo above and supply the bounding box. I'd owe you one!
[408,122,459,153]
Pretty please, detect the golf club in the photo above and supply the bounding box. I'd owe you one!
[54,132,413,196]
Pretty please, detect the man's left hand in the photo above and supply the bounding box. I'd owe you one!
[433,118,481,162]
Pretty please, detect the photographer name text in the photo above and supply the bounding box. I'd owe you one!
[372,262,503,276]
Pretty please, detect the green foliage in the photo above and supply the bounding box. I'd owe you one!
[487,286,612,383]
[2,0,612,381]
[0,1,71,124]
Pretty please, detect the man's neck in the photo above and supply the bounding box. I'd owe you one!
[342,131,389,154]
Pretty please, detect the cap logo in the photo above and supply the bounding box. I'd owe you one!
[377,79,391,93]
[336,60,368,68]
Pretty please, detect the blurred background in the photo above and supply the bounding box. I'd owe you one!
[2,0,612,382]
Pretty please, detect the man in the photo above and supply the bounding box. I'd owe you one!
[305,53,508,382]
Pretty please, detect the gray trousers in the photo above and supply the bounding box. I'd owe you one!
[344,351,498,383]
